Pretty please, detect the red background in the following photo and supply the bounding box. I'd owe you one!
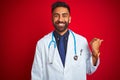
[0,0,120,80]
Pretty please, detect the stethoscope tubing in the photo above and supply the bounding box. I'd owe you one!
[48,30,76,55]
[48,30,78,63]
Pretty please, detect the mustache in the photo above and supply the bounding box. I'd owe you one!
[56,21,66,24]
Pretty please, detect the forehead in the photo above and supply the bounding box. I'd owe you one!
[52,7,69,14]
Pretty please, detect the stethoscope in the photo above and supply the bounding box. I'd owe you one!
[48,30,79,64]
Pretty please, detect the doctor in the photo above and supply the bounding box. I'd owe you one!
[31,1,103,80]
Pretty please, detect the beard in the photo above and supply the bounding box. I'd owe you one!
[53,20,69,32]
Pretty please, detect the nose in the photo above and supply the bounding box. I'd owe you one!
[58,15,64,22]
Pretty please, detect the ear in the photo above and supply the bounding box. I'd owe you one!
[69,16,71,23]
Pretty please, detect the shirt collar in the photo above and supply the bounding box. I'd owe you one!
[53,30,69,40]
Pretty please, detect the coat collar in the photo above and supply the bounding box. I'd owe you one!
[49,31,75,72]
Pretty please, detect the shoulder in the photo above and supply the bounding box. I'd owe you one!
[71,31,87,43]
[37,32,52,46]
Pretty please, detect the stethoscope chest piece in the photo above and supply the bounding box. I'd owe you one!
[74,55,78,60]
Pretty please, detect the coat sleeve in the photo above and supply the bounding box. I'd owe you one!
[85,39,100,75]
[31,42,43,80]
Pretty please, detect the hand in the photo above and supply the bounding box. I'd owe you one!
[90,38,103,58]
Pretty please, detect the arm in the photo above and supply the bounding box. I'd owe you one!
[85,38,102,74]
[90,38,103,66]
[31,42,43,80]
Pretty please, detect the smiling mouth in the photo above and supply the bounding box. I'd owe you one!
[58,23,65,26]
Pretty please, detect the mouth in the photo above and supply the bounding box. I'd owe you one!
[53,21,68,32]
[58,23,65,26]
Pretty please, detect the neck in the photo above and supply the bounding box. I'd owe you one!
[55,29,68,36]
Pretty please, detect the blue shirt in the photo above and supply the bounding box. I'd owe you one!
[53,30,69,55]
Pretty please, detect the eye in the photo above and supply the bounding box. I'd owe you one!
[53,14,59,18]
[62,13,68,17]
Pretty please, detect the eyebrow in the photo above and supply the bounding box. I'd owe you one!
[53,12,69,15]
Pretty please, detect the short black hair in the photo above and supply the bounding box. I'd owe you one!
[51,1,70,13]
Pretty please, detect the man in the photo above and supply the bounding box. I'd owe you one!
[31,1,103,80]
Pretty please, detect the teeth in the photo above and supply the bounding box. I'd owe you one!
[58,23,65,26]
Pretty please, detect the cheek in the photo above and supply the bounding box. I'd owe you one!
[53,18,59,23]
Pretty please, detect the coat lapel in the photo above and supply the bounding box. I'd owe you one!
[48,31,75,72]
[53,47,64,70]
[64,32,75,71]
[50,33,64,72]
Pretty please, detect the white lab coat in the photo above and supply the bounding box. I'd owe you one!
[31,30,100,80]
